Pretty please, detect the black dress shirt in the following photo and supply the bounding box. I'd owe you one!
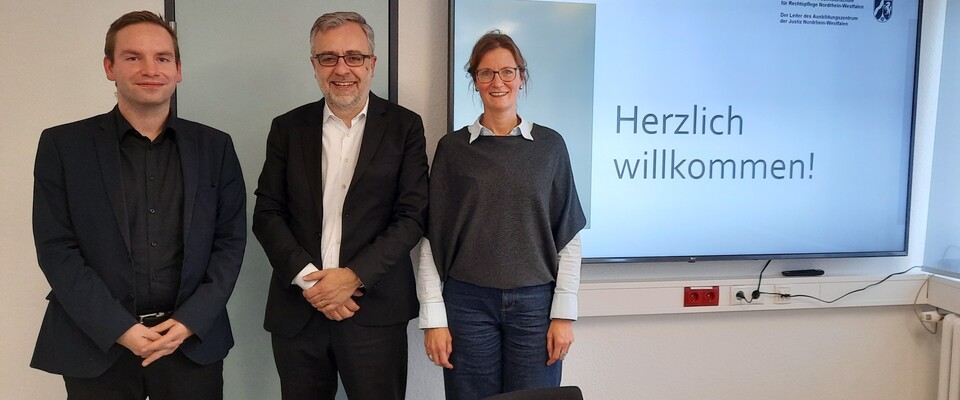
[115,109,184,314]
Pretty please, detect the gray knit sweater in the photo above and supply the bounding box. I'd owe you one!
[427,124,586,289]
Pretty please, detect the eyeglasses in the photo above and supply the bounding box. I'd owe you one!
[312,54,372,67]
[475,67,522,83]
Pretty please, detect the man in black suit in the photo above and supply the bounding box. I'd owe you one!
[30,11,246,400]
[253,11,428,400]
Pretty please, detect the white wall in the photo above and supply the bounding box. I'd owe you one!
[0,1,162,399]
[1,0,949,399]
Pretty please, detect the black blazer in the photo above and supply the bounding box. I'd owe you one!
[31,109,247,378]
[253,94,428,337]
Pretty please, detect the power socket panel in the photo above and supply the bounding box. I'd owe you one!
[730,285,774,305]
[684,286,720,307]
[774,285,791,304]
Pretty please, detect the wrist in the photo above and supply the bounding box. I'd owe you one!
[343,267,366,292]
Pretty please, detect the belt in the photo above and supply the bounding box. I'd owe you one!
[137,311,173,326]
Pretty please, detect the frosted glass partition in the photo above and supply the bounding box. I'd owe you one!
[924,0,960,273]
[170,1,395,399]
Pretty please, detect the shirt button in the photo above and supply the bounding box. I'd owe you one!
[341,185,346,190]
[149,208,156,214]
[149,176,155,181]
[151,242,158,247]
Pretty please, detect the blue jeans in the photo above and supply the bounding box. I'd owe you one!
[442,278,561,400]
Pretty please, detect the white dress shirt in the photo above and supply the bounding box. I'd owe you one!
[292,97,369,290]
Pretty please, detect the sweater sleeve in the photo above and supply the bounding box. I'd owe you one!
[550,129,587,251]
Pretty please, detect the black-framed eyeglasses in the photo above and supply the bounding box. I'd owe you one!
[312,53,372,67]
[475,67,522,83]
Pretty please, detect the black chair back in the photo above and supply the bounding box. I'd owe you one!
[482,386,584,400]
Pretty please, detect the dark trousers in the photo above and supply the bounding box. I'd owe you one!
[442,278,561,400]
[272,312,409,400]
[63,349,223,400]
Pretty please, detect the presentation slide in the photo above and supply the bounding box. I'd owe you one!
[452,0,919,261]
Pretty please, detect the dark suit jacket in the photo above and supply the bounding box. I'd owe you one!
[31,108,247,378]
[253,94,428,337]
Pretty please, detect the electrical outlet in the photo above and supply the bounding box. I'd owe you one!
[920,311,944,322]
[683,286,719,307]
[774,285,791,304]
[730,285,773,305]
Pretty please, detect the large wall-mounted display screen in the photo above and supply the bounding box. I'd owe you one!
[450,0,920,262]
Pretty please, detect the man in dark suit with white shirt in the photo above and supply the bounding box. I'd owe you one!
[31,10,246,400]
[252,11,428,400]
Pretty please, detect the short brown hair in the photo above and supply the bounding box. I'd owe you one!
[104,11,179,62]
[310,11,375,54]
[465,30,529,90]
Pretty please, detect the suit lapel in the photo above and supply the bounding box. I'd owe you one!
[93,113,132,252]
[351,94,387,186]
[301,95,386,221]
[178,124,199,243]
[300,100,326,221]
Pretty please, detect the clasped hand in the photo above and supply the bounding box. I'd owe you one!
[116,318,194,367]
[302,267,364,321]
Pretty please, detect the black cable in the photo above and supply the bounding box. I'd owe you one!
[758,266,918,304]
[736,259,772,303]
[755,259,771,298]
[913,276,938,334]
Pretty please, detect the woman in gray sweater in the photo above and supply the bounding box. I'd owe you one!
[415,30,586,400]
